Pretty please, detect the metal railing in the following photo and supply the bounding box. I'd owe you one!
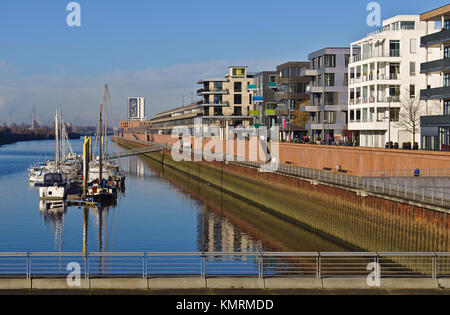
[364,168,450,178]
[236,161,450,208]
[2,252,450,279]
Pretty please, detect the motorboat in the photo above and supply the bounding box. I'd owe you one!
[39,173,68,201]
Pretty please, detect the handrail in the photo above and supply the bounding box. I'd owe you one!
[0,251,450,279]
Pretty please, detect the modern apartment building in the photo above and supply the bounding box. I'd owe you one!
[128,97,146,121]
[348,15,440,148]
[419,4,450,151]
[250,71,278,128]
[149,66,255,139]
[275,62,310,140]
[303,47,358,143]
[197,66,255,138]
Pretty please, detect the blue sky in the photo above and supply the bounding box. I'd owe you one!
[0,0,447,125]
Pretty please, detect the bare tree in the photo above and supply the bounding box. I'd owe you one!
[395,96,422,144]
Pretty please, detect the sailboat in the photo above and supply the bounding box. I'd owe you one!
[85,102,117,203]
[39,106,72,202]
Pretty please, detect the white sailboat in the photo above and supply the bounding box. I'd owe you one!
[39,106,72,201]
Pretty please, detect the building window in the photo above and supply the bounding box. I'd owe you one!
[345,54,351,68]
[410,62,416,76]
[234,82,242,92]
[422,136,438,151]
[390,108,400,122]
[401,21,415,30]
[213,82,223,92]
[444,100,450,115]
[234,106,242,116]
[234,94,242,105]
[440,127,450,151]
[390,40,400,57]
[445,46,450,59]
[324,55,336,68]
[410,85,415,98]
[312,58,317,69]
[445,19,450,30]
[318,56,322,69]
[214,95,223,104]
[214,107,222,116]
[249,94,252,105]
[324,73,335,86]
[410,39,416,54]
[445,74,450,87]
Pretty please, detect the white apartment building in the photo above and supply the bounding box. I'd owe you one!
[348,15,441,148]
[128,97,146,121]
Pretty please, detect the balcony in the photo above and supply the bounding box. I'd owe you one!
[421,58,450,74]
[420,86,450,100]
[300,69,319,77]
[269,82,277,89]
[421,115,450,127]
[197,101,230,107]
[421,28,450,48]
[307,123,347,131]
[351,50,400,63]
[274,92,309,100]
[197,88,229,95]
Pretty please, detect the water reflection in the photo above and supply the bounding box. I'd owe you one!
[39,201,67,251]
[197,207,257,253]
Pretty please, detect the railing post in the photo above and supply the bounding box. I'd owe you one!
[201,252,205,279]
[26,252,30,279]
[84,253,88,279]
[258,252,264,279]
[432,253,437,279]
[143,253,146,279]
[317,254,321,279]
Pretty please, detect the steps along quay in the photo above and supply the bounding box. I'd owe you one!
[112,136,450,257]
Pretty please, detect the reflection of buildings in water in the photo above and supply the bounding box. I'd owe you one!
[128,157,137,175]
[39,201,67,252]
[197,207,256,253]
[127,156,146,177]
[137,159,145,177]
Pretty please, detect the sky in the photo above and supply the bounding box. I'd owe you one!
[0,0,447,126]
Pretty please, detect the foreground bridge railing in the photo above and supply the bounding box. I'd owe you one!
[1,252,450,279]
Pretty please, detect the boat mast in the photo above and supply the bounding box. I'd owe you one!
[102,84,111,161]
[55,109,60,171]
[99,103,103,185]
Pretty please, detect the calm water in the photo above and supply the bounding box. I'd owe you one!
[0,139,341,253]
